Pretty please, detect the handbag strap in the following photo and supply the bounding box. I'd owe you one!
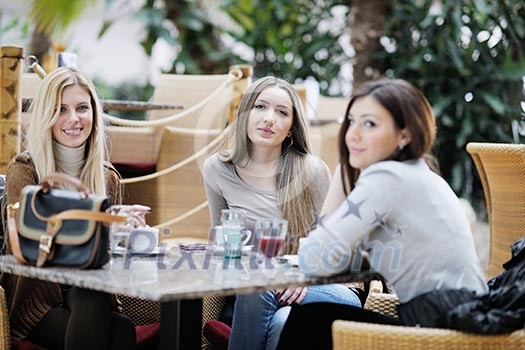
[7,203,29,265]
[32,173,93,222]
[50,208,127,224]
[41,173,90,196]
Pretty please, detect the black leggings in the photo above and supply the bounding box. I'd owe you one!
[28,287,136,350]
[277,302,402,350]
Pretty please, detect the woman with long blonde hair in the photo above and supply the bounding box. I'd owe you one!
[1,67,134,349]
[25,67,114,198]
[212,76,317,251]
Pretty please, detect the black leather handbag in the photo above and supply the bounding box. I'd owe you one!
[7,173,125,269]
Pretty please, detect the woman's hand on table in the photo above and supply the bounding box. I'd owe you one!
[275,286,308,305]
[129,204,151,227]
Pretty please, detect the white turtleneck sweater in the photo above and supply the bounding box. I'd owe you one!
[53,141,86,179]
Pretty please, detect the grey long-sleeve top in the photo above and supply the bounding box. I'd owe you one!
[298,158,488,303]
[203,153,330,233]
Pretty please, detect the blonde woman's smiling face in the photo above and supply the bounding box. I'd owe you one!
[52,85,93,148]
[345,95,410,170]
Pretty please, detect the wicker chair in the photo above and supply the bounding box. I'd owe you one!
[362,280,398,317]
[150,126,223,238]
[334,281,525,350]
[308,122,341,173]
[304,95,346,173]
[107,126,160,166]
[202,296,227,349]
[115,73,233,227]
[332,320,525,350]
[466,142,525,278]
[147,73,232,130]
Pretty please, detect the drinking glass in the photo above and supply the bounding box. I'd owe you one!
[255,219,288,263]
[221,209,248,258]
[221,209,246,228]
[108,205,146,264]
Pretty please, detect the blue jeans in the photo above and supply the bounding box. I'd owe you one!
[229,284,361,350]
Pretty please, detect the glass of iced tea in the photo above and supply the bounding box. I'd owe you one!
[255,219,288,261]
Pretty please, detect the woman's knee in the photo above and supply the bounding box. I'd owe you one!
[235,291,278,311]
[270,306,291,331]
[267,307,291,350]
[66,287,114,312]
[301,284,361,307]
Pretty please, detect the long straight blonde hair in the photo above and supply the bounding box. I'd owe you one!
[220,77,316,254]
[25,67,107,195]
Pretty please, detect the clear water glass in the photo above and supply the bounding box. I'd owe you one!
[221,209,247,258]
[108,205,146,264]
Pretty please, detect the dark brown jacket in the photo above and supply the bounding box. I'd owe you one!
[0,153,122,339]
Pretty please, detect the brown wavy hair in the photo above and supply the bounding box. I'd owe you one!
[338,79,437,194]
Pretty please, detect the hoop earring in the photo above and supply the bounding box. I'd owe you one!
[287,136,294,149]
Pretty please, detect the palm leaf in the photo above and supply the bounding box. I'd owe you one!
[30,0,97,34]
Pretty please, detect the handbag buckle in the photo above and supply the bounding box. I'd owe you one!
[7,202,20,210]
[39,234,53,254]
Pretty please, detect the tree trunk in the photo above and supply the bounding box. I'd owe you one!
[349,0,391,90]
[29,27,52,64]
[163,0,225,73]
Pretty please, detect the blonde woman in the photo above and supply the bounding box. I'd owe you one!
[203,76,361,350]
[1,67,135,349]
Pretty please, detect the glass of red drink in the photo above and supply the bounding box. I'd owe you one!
[255,219,288,260]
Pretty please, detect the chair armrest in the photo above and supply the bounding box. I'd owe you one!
[363,279,400,318]
[363,292,400,317]
[368,280,383,294]
[332,320,525,350]
[0,286,10,349]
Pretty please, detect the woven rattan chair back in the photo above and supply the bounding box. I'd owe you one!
[117,295,161,326]
[155,126,222,237]
[466,142,525,278]
[17,73,44,150]
[148,74,232,130]
[202,295,227,349]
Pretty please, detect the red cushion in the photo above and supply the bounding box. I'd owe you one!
[113,162,156,178]
[11,339,46,350]
[136,323,160,350]
[11,324,160,350]
[203,319,231,350]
